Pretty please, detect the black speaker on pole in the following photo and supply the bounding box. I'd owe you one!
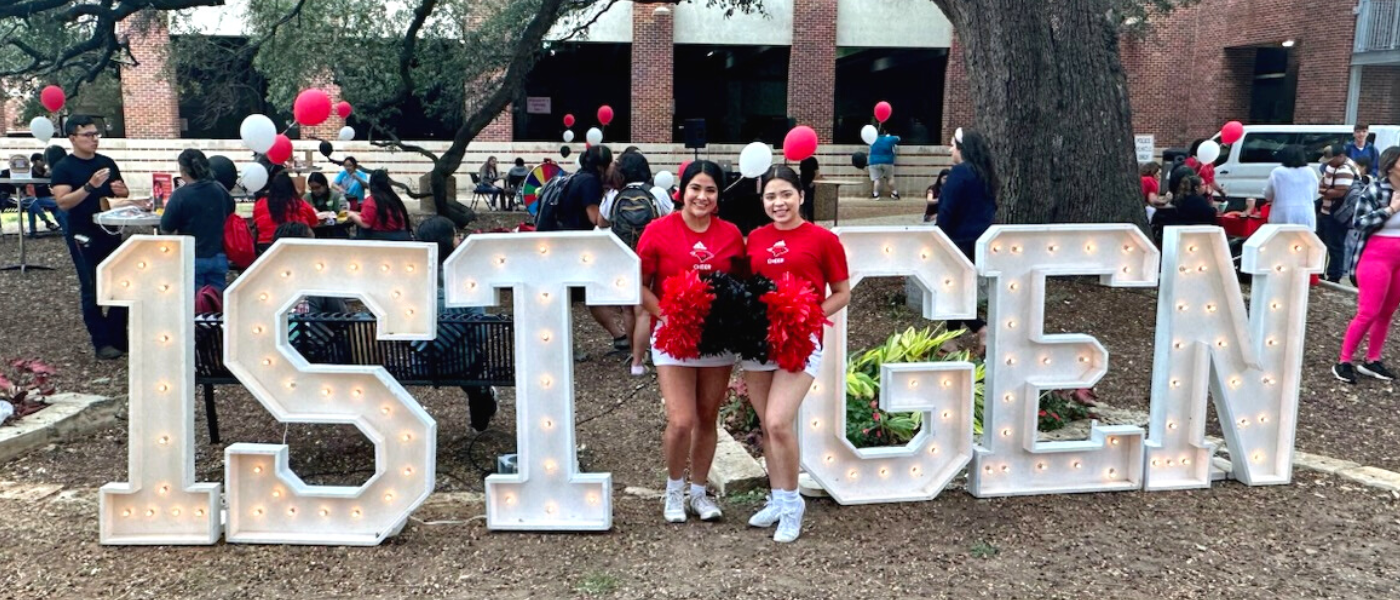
[684,119,707,149]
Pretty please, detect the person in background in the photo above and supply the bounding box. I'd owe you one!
[1319,144,1361,283]
[868,131,901,200]
[742,165,851,543]
[636,160,744,525]
[1169,175,1219,226]
[253,171,320,246]
[799,155,819,222]
[1265,145,1321,228]
[48,115,133,360]
[1140,162,1164,222]
[416,216,499,431]
[1185,139,1224,197]
[924,169,951,223]
[937,130,999,352]
[1333,146,1400,385]
[303,171,345,214]
[600,151,672,376]
[334,156,369,209]
[22,153,61,234]
[160,149,236,291]
[563,145,631,354]
[1343,154,1375,287]
[504,157,531,211]
[476,156,503,210]
[1346,124,1380,179]
[348,170,413,240]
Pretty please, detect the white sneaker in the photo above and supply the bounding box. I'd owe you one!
[748,495,782,528]
[663,488,687,523]
[688,491,723,521]
[773,497,805,543]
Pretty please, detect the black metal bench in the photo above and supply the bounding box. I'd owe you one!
[194,312,516,443]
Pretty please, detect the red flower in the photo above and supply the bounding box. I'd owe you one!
[872,412,881,421]
[1038,410,1047,417]
[1050,411,1061,421]
[861,428,869,434]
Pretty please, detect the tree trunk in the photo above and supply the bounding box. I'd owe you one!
[935,0,1145,226]
[428,163,475,227]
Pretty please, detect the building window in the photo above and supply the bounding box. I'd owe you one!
[833,48,947,145]
[174,36,271,140]
[673,45,791,146]
[515,42,632,143]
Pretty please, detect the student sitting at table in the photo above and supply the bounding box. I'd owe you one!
[347,170,413,241]
[1167,174,1220,226]
[253,171,321,249]
[303,172,345,214]
[334,156,369,209]
[415,216,497,431]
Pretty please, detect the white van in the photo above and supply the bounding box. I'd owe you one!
[1208,125,1400,199]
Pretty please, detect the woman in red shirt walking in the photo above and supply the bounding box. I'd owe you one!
[636,160,745,525]
[743,165,851,543]
[252,172,320,247]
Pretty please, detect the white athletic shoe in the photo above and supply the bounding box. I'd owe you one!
[688,491,723,521]
[664,488,687,523]
[748,495,782,528]
[773,497,806,543]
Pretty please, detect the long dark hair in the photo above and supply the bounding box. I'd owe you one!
[763,165,803,195]
[1380,147,1400,182]
[614,151,651,187]
[307,171,329,191]
[266,171,299,224]
[1175,173,1203,199]
[955,131,999,195]
[581,145,614,177]
[931,168,951,197]
[368,170,412,231]
[680,159,726,192]
[177,149,213,181]
[416,216,457,265]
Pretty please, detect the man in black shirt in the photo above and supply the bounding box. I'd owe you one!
[48,115,133,360]
[559,145,629,352]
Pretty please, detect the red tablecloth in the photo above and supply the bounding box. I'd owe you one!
[1217,214,1265,239]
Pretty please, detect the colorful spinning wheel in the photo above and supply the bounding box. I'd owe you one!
[523,162,566,216]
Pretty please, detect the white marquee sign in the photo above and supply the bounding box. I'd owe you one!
[97,225,1321,545]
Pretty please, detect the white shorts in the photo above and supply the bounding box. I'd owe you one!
[869,164,894,181]
[650,333,736,369]
[740,342,823,379]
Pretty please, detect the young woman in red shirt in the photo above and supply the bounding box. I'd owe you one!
[252,171,320,247]
[743,165,851,543]
[347,170,413,241]
[636,160,746,524]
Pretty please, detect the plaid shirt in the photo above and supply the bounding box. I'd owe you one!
[1346,179,1399,275]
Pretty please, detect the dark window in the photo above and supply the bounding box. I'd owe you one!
[832,48,947,145]
[514,43,632,142]
[673,45,791,145]
[1239,133,1296,163]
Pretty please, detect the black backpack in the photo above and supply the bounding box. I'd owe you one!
[533,172,575,232]
[609,183,661,249]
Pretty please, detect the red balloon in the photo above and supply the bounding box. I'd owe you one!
[266,134,293,165]
[1221,120,1244,145]
[564,114,576,128]
[293,89,333,126]
[597,105,614,126]
[335,101,353,119]
[783,126,819,162]
[40,86,65,113]
[874,101,893,123]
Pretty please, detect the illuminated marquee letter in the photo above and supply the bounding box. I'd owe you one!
[444,232,639,530]
[971,225,1160,497]
[1145,226,1322,489]
[802,227,978,504]
[223,240,438,545]
[99,236,221,545]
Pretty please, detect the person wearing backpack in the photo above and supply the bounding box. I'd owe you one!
[160,149,237,292]
[599,151,673,375]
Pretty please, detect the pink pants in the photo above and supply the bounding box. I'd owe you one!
[1340,236,1400,363]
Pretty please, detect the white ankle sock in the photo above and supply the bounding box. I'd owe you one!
[666,478,685,493]
[690,483,707,499]
[774,488,799,506]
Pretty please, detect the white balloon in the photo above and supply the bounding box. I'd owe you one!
[240,114,277,154]
[1196,140,1222,164]
[738,142,773,179]
[29,117,54,144]
[563,130,575,143]
[653,170,675,191]
[240,163,269,194]
[338,126,355,141]
[586,127,603,145]
[954,127,964,143]
[860,125,878,146]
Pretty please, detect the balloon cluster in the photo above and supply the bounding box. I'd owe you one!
[1196,120,1244,165]
[736,125,821,179]
[234,88,355,192]
[29,85,66,144]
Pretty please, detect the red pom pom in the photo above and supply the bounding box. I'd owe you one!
[654,270,715,360]
[762,273,830,373]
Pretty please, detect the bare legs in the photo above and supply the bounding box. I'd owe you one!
[659,365,732,485]
[743,369,814,491]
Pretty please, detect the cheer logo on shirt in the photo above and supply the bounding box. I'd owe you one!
[690,242,715,270]
[767,240,789,265]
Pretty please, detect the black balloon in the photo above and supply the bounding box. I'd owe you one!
[851,151,868,170]
[209,155,238,191]
[560,145,572,158]
[319,140,333,158]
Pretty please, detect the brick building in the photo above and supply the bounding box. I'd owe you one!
[9,0,1399,150]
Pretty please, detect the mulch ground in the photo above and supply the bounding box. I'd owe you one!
[1,212,1398,598]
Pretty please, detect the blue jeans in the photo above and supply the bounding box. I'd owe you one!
[22,196,61,233]
[195,254,230,292]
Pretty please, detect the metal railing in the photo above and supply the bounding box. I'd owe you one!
[1357,0,1400,53]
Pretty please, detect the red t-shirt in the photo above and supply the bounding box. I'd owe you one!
[637,213,745,296]
[253,197,320,244]
[1186,158,1216,187]
[1140,176,1159,203]
[360,195,407,232]
[746,222,850,300]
